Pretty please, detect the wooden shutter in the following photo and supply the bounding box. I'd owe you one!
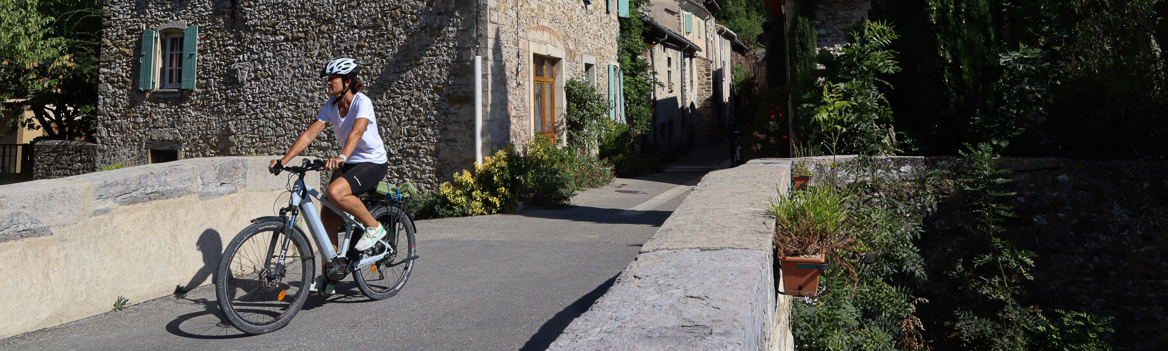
[612,64,621,120]
[181,25,198,90]
[607,0,612,14]
[685,14,692,33]
[618,0,628,18]
[138,29,156,91]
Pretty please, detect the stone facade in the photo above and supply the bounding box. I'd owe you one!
[645,0,731,151]
[94,0,624,187]
[484,0,619,152]
[815,0,871,49]
[99,0,489,188]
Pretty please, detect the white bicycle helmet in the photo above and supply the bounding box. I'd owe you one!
[321,58,360,77]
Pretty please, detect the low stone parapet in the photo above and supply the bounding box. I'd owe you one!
[0,156,317,338]
[550,160,794,350]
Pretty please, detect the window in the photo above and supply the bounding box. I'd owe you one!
[584,63,595,85]
[533,56,557,140]
[159,32,184,89]
[667,70,673,93]
[139,24,199,91]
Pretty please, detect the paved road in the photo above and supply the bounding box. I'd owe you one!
[0,156,725,350]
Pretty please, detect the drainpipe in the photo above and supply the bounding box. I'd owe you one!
[475,55,483,166]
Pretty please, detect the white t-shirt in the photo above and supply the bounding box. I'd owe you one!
[316,92,388,164]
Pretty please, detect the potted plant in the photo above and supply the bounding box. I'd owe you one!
[791,142,813,192]
[791,159,812,192]
[767,185,854,296]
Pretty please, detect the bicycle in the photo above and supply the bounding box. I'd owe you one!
[214,158,419,334]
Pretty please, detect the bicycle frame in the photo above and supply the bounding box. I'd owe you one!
[284,176,393,272]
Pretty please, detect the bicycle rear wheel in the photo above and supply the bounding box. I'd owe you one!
[215,220,314,334]
[354,205,416,300]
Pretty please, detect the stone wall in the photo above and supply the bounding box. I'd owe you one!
[99,0,486,189]
[805,156,1167,350]
[0,156,318,338]
[815,0,870,49]
[484,0,618,152]
[32,141,109,180]
[550,160,794,350]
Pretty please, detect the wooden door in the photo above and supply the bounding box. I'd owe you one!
[533,56,556,141]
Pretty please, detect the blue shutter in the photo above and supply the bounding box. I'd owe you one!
[612,64,621,120]
[138,29,156,91]
[685,14,692,33]
[618,0,628,18]
[607,0,612,14]
[619,69,626,121]
[181,25,199,90]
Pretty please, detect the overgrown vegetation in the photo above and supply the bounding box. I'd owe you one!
[877,0,1168,158]
[789,157,937,351]
[912,143,1115,350]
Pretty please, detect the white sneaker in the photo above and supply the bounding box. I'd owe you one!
[309,276,334,295]
[355,225,386,251]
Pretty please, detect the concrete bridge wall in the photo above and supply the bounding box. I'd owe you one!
[550,159,795,351]
[0,156,318,338]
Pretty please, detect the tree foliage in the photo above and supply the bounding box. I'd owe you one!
[877,0,1168,158]
[713,0,766,48]
[0,0,101,142]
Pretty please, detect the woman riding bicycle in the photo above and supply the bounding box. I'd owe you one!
[270,58,388,254]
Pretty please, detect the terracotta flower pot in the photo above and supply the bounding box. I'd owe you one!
[792,175,811,191]
[778,254,829,296]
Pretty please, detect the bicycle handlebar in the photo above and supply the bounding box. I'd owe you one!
[270,158,326,176]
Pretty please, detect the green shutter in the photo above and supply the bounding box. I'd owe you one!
[612,64,621,120]
[618,69,626,121]
[607,0,612,14]
[618,0,628,18]
[685,14,692,33]
[138,29,156,91]
[182,25,198,90]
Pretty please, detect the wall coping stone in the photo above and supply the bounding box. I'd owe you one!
[550,160,792,350]
[0,179,93,227]
[65,162,200,211]
[641,161,788,253]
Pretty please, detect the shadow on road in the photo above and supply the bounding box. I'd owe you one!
[164,296,248,339]
[518,274,619,351]
[513,206,673,226]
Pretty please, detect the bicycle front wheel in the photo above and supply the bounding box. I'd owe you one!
[215,220,314,334]
[354,205,416,300]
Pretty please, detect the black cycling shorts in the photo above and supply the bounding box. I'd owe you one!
[329,162,388,196]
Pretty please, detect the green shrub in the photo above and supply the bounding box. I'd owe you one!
[412,137,615,217]
[97,163,124,172]
[565,78,611,153]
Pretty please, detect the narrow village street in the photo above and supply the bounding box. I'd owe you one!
[0,145,729,351]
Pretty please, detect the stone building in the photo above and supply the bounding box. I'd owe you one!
[95,0,623,187]
[643,0,734,152]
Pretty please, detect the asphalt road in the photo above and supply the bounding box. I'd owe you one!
[0,164,721,351]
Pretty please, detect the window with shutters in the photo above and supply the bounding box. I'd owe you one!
[533,56,557,140]
[138,23,198,91]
